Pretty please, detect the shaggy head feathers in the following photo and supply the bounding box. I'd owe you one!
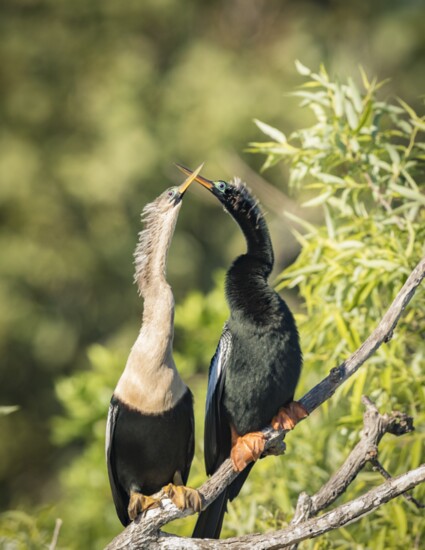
[134,189,182,292]
[220,178,263,229]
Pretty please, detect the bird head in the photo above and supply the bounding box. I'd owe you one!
[156,163,205,211]
[174,164,254,215]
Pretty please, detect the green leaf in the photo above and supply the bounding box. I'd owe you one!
[345,98,359,129]
[302,190,332,208]
[397,98,418,120]
[392,502,407,538]
[0,406,19,415]
[253,119,287,143]
[389,182,425,206]
[294,59,311,76]
[347,77,363,113]
[333,84,344,117]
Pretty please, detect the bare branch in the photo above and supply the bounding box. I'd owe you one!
[48,519,63,550]
[110,465,425,549]
[285,396,414,549]
[370,458,425,509]
[309,396,414,514]
[106,254,425,549]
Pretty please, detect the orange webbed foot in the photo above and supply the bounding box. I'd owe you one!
[271,401,308,431]
[128,491,160,521]
[163,483,202,512]
[230,431,266,472]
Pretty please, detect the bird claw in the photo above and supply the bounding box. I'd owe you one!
[163,483,203,512]
[271,401,308,431]
[231,431,266,472]
[128,491,161,521]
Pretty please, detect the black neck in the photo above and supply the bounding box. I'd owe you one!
[229,203,274,268]
[225,200,276,324]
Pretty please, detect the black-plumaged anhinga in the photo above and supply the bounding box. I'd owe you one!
[176,165,307,539]
[106,166,204,527]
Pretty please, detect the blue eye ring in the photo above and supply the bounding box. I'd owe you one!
[167,188,177,199]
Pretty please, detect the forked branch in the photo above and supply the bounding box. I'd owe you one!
[106,254,425,550]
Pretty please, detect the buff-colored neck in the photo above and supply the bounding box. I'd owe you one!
[114,201,186,414]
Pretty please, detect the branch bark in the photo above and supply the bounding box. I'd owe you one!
[106,254,425,549]
[293,396,414,519]
[285,396,415,549]
[109,465,425,549]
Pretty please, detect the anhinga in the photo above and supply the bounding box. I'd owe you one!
[106,166,204,527]
[177,165,307,539]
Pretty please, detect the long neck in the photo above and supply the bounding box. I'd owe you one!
[225,199,277,324]
[135,202,180,297]
[229,198,274,268]
[135,202,182,356]
[114,202,186,413]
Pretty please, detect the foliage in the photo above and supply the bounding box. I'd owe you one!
[1,0,425,546]
[0,510,57,550]
[246,62,425,548]
[40,64,425,549]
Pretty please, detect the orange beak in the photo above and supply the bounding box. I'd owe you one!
[177,162,205,196]
[175,163,214,190]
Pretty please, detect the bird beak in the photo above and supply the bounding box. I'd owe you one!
[177,162,205,198]
[175,163,214,190]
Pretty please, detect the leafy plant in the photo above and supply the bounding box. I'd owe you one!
[246,62,425,548]
[37,63,424,549]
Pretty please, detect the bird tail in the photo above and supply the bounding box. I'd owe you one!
[192,488,228,539]
[192,464,254,539]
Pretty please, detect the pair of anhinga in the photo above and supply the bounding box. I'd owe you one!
[106,164,307,538]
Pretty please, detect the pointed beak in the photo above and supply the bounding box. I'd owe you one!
[177,162,205,197]
[175,163,214,190]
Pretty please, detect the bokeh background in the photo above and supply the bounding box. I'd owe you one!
[1,0,424,548]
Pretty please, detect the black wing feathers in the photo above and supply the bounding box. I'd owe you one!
[106,401,130,526]
[204,326,232,475]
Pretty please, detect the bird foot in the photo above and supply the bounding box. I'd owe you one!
[163,484,202,512]
[230,431,266,472]
[128,491,160,521]
[271,401,308,431]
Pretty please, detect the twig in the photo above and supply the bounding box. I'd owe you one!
[286,396,414,549]
[309,396,414,514]
[370,458,425,509]
[106,254,425,549]
[49,518,63,550]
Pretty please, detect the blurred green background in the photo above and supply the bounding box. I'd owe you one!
[0,0,424,548]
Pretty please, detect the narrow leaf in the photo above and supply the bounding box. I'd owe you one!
[295,59,311,76]
[253,119,287,143]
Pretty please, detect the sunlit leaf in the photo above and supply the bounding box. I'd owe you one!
[295,59,312,76]
[0,406,19,416]
[253,119,287,143]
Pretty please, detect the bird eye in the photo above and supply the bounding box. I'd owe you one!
[214,181,227,193]
[167,188,177,200]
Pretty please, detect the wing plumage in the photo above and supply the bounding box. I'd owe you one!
[106,402,130,526]
[204,325,232,475]
[181,392,195,486]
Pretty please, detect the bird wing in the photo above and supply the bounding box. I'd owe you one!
[106,400,129,526]
[181,389,195,486]
[204,324,232,475]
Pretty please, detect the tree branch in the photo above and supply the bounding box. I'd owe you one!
[285,396,415,549]
[110,465,425,549]
[106,254,425,549]
[300,396,414,517]
[370,458,425,509]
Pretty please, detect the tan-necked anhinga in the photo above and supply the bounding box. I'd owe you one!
[177,165,307,539]
[106,166,204,526]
